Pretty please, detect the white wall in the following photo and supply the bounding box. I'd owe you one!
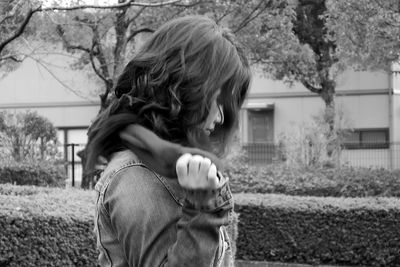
[392,94,400,142]
[335,95,389,128]
[1,105,99,128]
[243,94,389,141]
[335,69,389,91]
[0,57,99,104]
[0,55,101,185]
[0,56,101,127]
[250,68,390,95]
[242,69,397,169]
[391,94,400,169]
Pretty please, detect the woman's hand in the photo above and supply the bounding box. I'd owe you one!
[176,153,227,190]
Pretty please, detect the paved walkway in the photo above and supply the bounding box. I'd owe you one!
[235,260,349,267]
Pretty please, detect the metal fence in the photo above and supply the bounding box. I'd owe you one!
[62,143,85,187]
[243,142,400,170]
[60,142,400,187]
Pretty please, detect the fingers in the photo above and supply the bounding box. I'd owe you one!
[176,154,225,190]
[207,164,218,189]
[176,153,191,179]
[199,157,212,178]
[188,155,203,177]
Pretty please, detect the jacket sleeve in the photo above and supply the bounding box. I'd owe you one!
[104,165,233,267]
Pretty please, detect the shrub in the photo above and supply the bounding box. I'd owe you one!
[3,184,400,266]
[0,160,67,187]
[277,106,353,169]
[0,184,238,266]
[0,185,96,267]
[227,163,400,198]
[0,110,59,162]
[234,193,400,266]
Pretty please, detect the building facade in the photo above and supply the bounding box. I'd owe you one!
[0,56,100,184]
[240,68,400,169]
[1,58,399,187]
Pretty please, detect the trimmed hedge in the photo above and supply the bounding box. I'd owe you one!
[0,161,66,187]
[234,193,400,266]
[3,184,400,266]
[0,184,97,267]
[227,164,400,198]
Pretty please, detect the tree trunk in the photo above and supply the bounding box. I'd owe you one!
[320,79,336,157]
[99,80,114,111]
[320,79,335,129]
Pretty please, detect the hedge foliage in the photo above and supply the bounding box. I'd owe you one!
[2,184,400,266]
[227,163,400,198]
[0,160,66,187]
[0,184,97,267]
[234,193,400,266]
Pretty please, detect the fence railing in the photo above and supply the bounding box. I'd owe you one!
[62,143,85,187]
[242,142,400,170]
[59,142,400,187]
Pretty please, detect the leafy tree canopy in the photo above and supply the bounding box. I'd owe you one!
[325,0,400,72]
[0,111,59,162]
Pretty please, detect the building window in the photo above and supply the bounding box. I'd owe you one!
[57,127,88,183]
[245,109,275,164]
[248,109,274,143]
[344,128,389,149]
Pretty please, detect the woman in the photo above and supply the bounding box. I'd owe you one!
[86,15,251,267]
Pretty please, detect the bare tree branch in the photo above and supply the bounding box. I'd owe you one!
[215,4,234,24]
[301,79,322,94]
[127,27,154,43]
[127,6,147,24]
[29,56,98,103]
[0,55,24,62]
[233,0,270,33]
[0,7,41,56]
[0,0,183,57]
[40,0,182,11]
[2,56,24,63]
[113,6,129,79]
[0,0,24,25]
[89,50,109,86]
[172,0,212,8]
[56,25,92,54]
[89,26,111,86]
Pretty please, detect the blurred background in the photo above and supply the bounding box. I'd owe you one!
[2,1,400,266]
[1,0,399,188]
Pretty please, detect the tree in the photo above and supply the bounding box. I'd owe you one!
[29,0,205,111]
[239,0,400,157]
[242,0,336,110]
[0,111,58,162]
[325,0,400,71]
[248,0,400,111]
[33,0,291,188]
[0,0,215,188]
[0,1,40,77]
[0,0,187,78]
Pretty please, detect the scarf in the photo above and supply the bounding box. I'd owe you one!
[119,124,223,178]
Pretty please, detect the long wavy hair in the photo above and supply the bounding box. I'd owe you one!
[86,15,251,171]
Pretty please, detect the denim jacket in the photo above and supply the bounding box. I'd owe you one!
[94,150,235,267]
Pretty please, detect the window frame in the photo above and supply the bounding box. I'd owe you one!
[247,108,274,143]
[343,128,390,149]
